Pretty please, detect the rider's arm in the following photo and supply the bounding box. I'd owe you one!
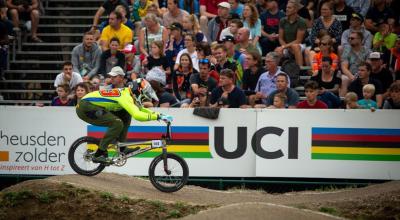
[118,94,159,121]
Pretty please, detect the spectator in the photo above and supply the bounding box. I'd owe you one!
[340,12,372,51]
[199,0,226,39]
[51,84,74,106]
[235,27,259,55]
[163,0,189,28]
[296,80,328,109]
[99,10,133,51]
[340,31,371,97]
[242,3,262,54]
[390,37,400,72]
[228,0,243,16]
[210,69,247,108]
[207,2,230,43]
[99,37,125,77]
[311,56,341,95]
[104,66,126,89]
[90,0,130,32]
[7,0,42,42]
[255,52,288,106]
[172,53,199,101]
[178,0,199,16]
[196,42,220,82]
[219,18,242,42]
[182,14,206,43]
[364,0,395,34]
[242,51,265,101]
[122,44,140,80]
[383,81,400,109]
[345,0,369,17]
[175,33,199,71]
[275,0,307,67]
[98,5,134,33]
[145,40,169,72]
[310,34,339,75]
[348,62,383,108]
[54,61,83,90]
[368,52,393,98]
[184,86,210,108]
[73,82,91,105]
[213,44,236,74]
[165,22,185,68]
[71,31,102,81]
[266,93,286,109]
[260,0,285,56]
[90,75,101,91]
[138,13,168,57]
[372,22,398,56]
[357,84,378,109]
[146,69,179,107]
[190,58,217,96]
[333,0,354,31]
[265,73,299,108]
[256,0,268,15]
[222,35,244,86]
[132,0,155,25]
[344,91,359,109]
[309,1,342,48]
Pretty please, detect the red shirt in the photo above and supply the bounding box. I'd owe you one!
[296,100,328,109]
[200,0,227,15]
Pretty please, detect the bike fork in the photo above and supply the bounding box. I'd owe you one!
[162,148,171,175]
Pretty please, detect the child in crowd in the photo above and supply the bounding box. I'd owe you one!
[297,81,328,109]
[72,82,91,105]
[344,92,359,109]
[267,93,287,109]
[383,82,400,109]
[143,40,170,87]
[99,37,125,77]
[219,19,243,42]
[123,44,141,80]
[357,84,378,109]
[51,84,74,106]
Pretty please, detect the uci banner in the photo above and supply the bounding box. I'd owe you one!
[0,106,399,180]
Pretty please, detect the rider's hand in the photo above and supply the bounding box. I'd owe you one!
[159,114,173,123]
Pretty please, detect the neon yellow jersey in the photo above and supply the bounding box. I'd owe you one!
[81,88,159,121]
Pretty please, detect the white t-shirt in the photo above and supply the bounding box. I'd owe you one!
[54,72,83,89]
[175,49,199,71]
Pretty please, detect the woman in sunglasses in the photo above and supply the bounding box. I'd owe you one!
[310,34,339,75]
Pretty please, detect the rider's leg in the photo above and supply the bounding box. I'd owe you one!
[113,109,139,154]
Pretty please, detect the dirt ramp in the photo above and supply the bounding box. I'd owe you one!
[181,203,343,220]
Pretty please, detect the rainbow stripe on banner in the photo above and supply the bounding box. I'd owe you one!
[311,128,400,161]
[87,125,212,158]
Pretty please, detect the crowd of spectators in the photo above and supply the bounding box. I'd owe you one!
[2,0,400,109]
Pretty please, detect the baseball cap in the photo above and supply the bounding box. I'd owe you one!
[220,35,235,44]
[169,22,183,31]
[351,12,364,22]
[108,66,125,77]
[369,52,382,60]
[218,2,231,9]
[122,44,137,54]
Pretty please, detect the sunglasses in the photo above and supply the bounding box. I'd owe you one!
[199,59,210,64]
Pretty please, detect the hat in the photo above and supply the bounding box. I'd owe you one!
[169,22,183,31]
[351,12,364,22]
[369,52,382,60]
[220,35,235,43]
[146,67,166,86]
[108,66,125,77]
[122,44,137,54]
[218,2,231,9]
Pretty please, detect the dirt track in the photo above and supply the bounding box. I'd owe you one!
[33,173,399,219]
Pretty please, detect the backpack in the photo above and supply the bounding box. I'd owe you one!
[280,57,300,88]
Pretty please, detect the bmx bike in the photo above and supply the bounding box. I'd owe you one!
[68,122,189,193]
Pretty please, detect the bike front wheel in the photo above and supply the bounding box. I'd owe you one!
[148,153,189,193]
[68,136,105,176]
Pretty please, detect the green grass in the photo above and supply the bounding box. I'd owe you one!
[2,190,34,206]
[100,192,114,201]
[319,206,339,215]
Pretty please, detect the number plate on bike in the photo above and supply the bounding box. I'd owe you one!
[151,140,163,148]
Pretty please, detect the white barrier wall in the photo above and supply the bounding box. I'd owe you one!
[0,106,399,180]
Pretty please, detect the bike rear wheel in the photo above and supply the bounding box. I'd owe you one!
[68,136,105,176]
[148,153,189,193]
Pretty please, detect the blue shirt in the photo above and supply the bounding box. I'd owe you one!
[357,99,378,109]
[255,68,289,104]
[179,0,200,15]
[230,4,244,16]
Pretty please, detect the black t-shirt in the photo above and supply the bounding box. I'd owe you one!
[147,56,169,71]
[189,73,218,93]
[370,68,394,93]
[311,71,342,94]
[260,10,285,34]
[348,78,383,101]
[215,60,237,74]
[158,91,178,107]
[210,86,246,108]
[242,67,266,95]
[365,6,395,26]
[334,5,354,31]
[102,0,130,18]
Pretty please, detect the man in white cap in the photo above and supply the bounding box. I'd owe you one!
[207,2,231,42]
[105,66,126,89]
[368,51,394,97]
